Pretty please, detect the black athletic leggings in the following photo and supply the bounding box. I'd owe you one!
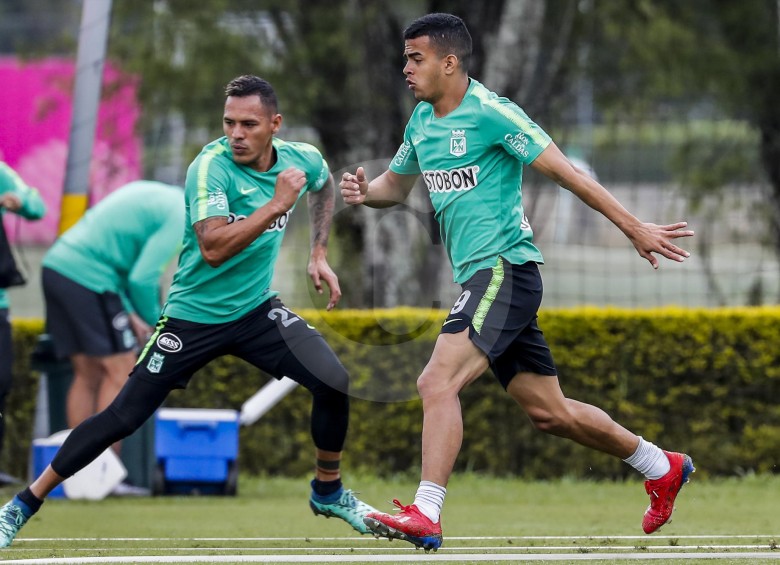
[50,375,169,478]
[50,347,350,479]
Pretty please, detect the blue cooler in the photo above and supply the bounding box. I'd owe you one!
[31,439,66,498]
[31,430,127,500]
[153,408,239,496]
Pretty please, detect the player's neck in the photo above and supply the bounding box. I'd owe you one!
[431,75,470,118]
[250,144,277,173]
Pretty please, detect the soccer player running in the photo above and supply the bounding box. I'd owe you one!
[0,75,375,547]
[341,13,695,552]
[0,161,46,486]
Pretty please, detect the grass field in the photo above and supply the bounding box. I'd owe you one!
[0,473,778,564]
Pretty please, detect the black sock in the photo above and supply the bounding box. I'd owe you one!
[311,478,342,497]
[16,488,43,514]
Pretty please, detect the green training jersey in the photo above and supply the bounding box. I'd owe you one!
[43,181,184,325]
[0,162,46,309]
[162,136,329,324]
[389,79,551,283]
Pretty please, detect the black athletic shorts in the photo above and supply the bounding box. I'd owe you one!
[133,297,344,392]
[42,267,136,358]
[441,257,557,388]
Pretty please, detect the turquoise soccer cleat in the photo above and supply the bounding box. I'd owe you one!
[0,500,29,548]
[309,488,377,535]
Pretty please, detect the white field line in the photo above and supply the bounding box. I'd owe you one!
[15,534,780,542]
[3,536,780,564]
[3,544,779,552]
[1,552,780,563]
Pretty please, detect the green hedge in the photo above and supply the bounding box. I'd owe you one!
[7,307,780,481]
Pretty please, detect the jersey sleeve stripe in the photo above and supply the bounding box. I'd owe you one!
[472,87,550,148]
[195,144,227,219]
[287,141,320,155]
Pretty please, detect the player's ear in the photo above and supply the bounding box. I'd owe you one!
[271,113,282,134]
[443,54,459,76]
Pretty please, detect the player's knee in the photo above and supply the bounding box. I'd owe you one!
[526,406,572,436]
[69,407,137,449]
[107,392,158,435]
[416,370,436,398]
[328,362,350,395]
[105,405,143,438]
[417,365,469,399]
[308,363,350,403]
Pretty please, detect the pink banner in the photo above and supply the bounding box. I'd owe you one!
[0,57,142,244]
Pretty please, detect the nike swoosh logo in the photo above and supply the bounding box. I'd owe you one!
[442,318,462,326]
[239,186,258,195]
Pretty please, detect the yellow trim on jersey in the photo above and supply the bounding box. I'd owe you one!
[284,140,321,155]
[196,143,228,220]
[471,84,550,148]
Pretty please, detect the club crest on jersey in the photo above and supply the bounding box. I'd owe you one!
[147,352,165,374]
[450,129,467,157]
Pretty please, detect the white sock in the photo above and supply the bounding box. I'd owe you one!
[413,480,446,523]
[623,437,670,480]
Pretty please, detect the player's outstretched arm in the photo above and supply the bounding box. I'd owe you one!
[531,142,694,269]
[307,174,341,310]
[340,167,417,209]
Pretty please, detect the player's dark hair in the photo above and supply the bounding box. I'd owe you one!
[403,13,472,72]
[224,75,279,113]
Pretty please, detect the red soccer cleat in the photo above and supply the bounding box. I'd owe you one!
[363,499,443,551]
[642,451,695,534]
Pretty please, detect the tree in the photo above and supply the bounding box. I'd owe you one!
[588,0,780,302]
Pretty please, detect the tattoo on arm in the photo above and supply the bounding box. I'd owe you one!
[193,216,231,260]
[308,175,335,248]
[193,216,226,242]
[193,219,208,239]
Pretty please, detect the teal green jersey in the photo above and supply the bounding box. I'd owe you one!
[0,162,46,309]
[389,79,551,283]
[43,181,185,325]
[162,136,329,324]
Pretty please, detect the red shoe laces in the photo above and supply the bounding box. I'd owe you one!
[392,499,414,513]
